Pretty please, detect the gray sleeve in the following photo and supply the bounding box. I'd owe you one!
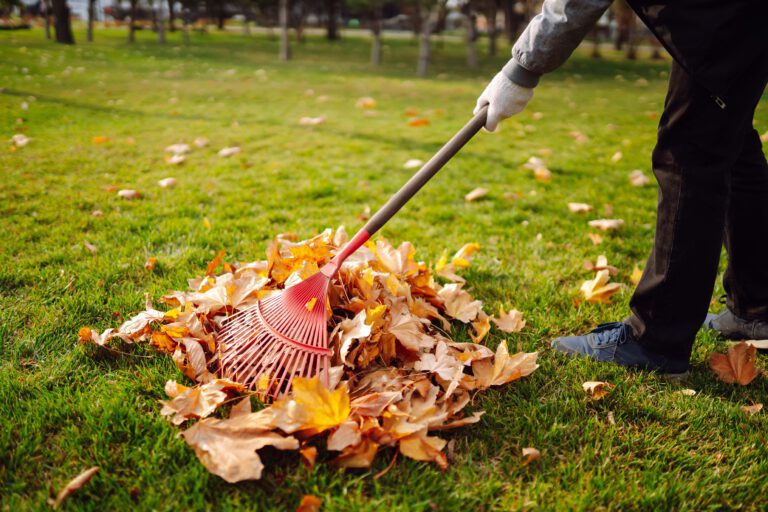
[502,0,614,88]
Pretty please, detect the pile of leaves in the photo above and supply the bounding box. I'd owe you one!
[79,228,537,482]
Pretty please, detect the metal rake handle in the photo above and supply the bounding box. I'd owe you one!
[326,105,489,270]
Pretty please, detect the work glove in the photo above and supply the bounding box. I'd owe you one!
[474,72,534,132]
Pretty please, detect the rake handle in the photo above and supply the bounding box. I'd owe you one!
[327,105,489,270]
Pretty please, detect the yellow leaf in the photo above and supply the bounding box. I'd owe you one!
[580,269,622,304]
[582,381,614,400]
[630,265,643,286]
[272,377,351,434]
[493,306,526,333]
[305,297,318,312]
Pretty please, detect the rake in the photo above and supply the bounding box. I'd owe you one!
[218,106,488,398]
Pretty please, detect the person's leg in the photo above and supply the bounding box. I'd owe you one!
[723,129,768,321]
[627,57,768,361]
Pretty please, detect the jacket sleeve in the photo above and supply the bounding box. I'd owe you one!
[502,0,614,88]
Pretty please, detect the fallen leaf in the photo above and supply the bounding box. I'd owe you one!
[568,202,592,213]
[144,257,157,271]
[165,143,190,155]
[630,265,643,286]
[355,97,376,109]
[533,167,552,182]
[709,342,759,385]
[493,306,526,333]
[194,137,209,148]
[92,135,110,144]
[296,495,323,512]
[299,116,326,126]
[404,159,423,169]
[629,170,650,187]
[52,466,99,509]
[91,210,103,217]
[299,446,318,471]
[117,189,140,199]
[11,134,31,146]
[271,377,351,434]
[218,147,241,157]
[521,447,540,465]
[569,130,588,143]
[407,117,430,127]
[583,255,617,275]
[166,154,185,165]
[83,240,98,254]
[588,219,624,231]
[160,379,243,425]
[158,177,177,188]
[464,187,488,202]
[582,381,614,400]
[680,389,697,396]
[741,403,763,415]
[580,269,622,304]
[587,233,603,245]
[611,151,623,163]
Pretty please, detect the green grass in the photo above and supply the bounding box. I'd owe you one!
[2,26,768,511]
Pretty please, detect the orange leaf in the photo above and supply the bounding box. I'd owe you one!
[296,495,323,512]
[407,117,430,127]
[708,342,759,385]
[92,135,110,144]
[205,250,226,276]
[144,257,157,271]
[52,466,99,509]
[582,381,614,400]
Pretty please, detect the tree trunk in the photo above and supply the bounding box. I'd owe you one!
[42,0,52,39]
[324,0,338,40]
[294,1,307,43]
[157,1,166,43]
[417,12,431,77]
[51,0,75,44]
[217,1,226,29]
[182,8,190,43]
[370,5,382,65]
[129,0,137,42]
[86,0,95,41]
[465,12,477,69]
[590,25,601,58]
[487,0,498,56]
[168,0,176,31]
[279,0,290,60]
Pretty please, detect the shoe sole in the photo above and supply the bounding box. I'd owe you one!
[728,339,768,350]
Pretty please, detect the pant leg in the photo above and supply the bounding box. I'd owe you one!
[723,128,768,320]
[627,56,768,360]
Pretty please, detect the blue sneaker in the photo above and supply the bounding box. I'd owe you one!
[551,322,689,375]
[704,310,768,341]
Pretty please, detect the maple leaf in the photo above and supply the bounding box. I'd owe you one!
[160,379,242,425]
[470,312,491,343]
[399,431,448,470]
[333,438,380,468]
[438,283,483,323]
[472,341,538,389]
[181,417,298,483]
[271,377,351,434]
[580,269,622,304]
[708,342,759,385]
[583,255,618,275]
[493,306,526,333]
[582,381,614,400]
[327,421,362,451]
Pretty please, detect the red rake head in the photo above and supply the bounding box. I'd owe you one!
[218,270,333,399]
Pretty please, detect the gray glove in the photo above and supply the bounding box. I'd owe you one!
[474,72,534,131]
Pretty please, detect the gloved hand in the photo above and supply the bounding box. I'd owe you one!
[474,72,534,132]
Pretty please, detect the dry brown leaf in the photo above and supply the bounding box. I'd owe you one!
[300,446,318,471]
[583,255,617,275]
[580,269,622,304]
[404,159,423,169]
[52,466,99,509]
[332,438,379,468]
[588,219,624,231]
[158,177,177,188]
[182,418,299,483]
[92,135,110,144]
[144,257,157,271]
[117,189,140,199]
[160,379,242,425]
[611,151,623,163]
[355,97,376,109]
[568,202,592,213]
[680,389,697,396]
[296,495,323,512]
[472,341,538,389]
[399,431,448,470]
[83,240,98,254]
[629,170,650,187]
[709,342,759,386]
[741,403,763,415]
[299,116,326,126]
[534,167,552,182]
[407,117,430,127]
[493,306,526,333]
[165,143,190,155]
[218,146,241,157]
[587,233,603,245]
[521,447,540,465]
[582,381,614,400]
[464,187,488,202]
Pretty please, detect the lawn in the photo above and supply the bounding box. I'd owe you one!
[2,26,768,511]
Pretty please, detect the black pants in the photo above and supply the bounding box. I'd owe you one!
[627,54,768,360]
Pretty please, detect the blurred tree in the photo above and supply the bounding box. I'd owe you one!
[612,0,637,59]
[168,0,176,30]
[414,0,445,76]
[279,0,290,59]
[87,0,95,41]
[128,0,138,42]
[42,0,52,39]
[346,0,387,65]
[325,0,338,39]
[484,0,499,56]
[461,1,478,69]
[51,0,75,43]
